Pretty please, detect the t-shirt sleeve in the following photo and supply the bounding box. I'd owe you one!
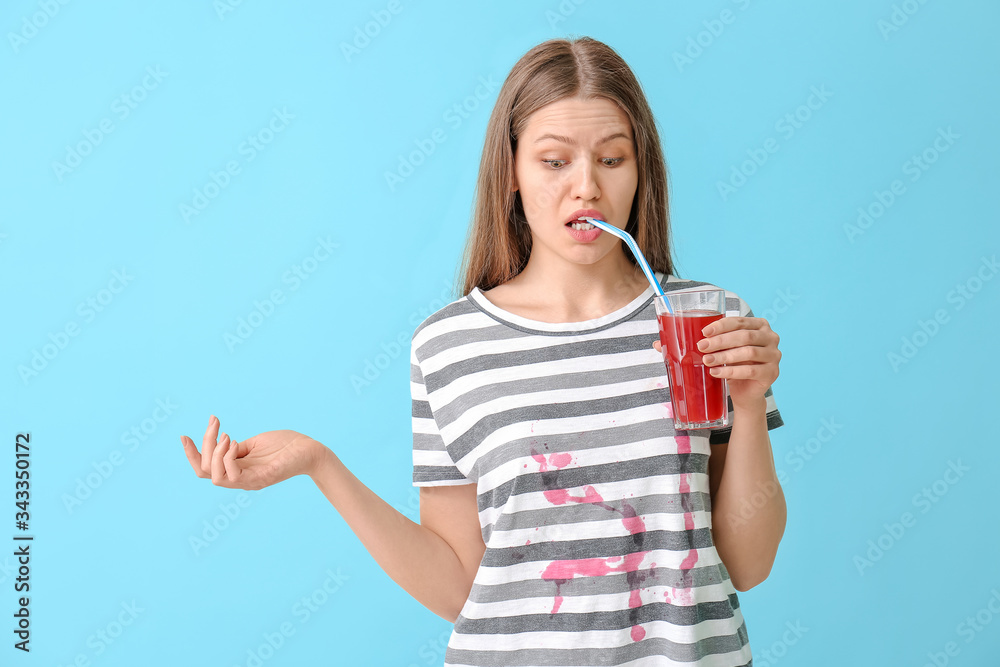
[410,338,475,487]
[708,294,785,445]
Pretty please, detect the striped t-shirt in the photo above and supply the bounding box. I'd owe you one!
[411,272,784,667]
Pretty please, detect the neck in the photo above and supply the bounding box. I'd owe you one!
[512,245,650,321]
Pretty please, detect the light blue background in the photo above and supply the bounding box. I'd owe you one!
[2,1,998,666]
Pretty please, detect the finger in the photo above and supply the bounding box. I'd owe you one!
[201,415,220,474]
[652,340,662,351]
[212,432,232,486]
[703,345,776,367]
[708,363,778,382]
[701,316,765,337]
[223,438,243,483]
[698,327,768,354]
[180,435,210,479]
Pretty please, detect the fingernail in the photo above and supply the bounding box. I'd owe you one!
[703,354,715,365]
[697,340,708,351]
[209,415,215,426]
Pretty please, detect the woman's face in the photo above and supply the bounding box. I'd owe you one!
[513,95,638,266]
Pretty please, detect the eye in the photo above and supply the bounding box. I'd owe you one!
[542,159,567,169]
[602,157,625,167]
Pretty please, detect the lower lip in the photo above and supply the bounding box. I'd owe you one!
[565,224,602,243]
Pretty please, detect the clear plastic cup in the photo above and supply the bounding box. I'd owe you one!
[654,289,730,430]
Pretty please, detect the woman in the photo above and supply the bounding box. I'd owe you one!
[182,36,785,666]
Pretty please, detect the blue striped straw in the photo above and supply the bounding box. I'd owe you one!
[582,217,670,312]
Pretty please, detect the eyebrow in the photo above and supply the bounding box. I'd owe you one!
[533,132,631,145]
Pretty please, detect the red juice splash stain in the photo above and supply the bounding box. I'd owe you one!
[675,439,699,604]
[531,447,654,642]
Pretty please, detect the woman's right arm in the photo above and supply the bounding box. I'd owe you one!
[308,445,485,622]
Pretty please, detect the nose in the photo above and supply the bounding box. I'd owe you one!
[570,161,601,202]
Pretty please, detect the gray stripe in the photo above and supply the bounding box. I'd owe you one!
[468,550,724,603]
[481,526,715,568]
[447,614,748,664]
[434,360,668,428]
[413,466,469,483]
[411,398,433,419]
[416,323,524,360]
[412,432,444,451]
[500,453,706,505]
[449,389,680,466]
[488,488,710,532]
[424,332,658,394]
[411,297,479,340]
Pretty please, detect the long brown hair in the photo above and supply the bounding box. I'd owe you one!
[454,36,678,297]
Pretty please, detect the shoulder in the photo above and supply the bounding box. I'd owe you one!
[410,292,482,359]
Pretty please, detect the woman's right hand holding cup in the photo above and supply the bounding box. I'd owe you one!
[181,415,326,490]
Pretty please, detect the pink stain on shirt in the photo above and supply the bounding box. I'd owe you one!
[550,452,572,469]
[534,478,654,642]
[542,550,650,614]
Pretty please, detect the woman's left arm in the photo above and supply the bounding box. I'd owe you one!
[699,316,785,591]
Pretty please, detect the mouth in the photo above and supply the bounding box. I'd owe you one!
[565,209,605,231]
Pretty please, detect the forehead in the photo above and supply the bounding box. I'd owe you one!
[522,96,633,141]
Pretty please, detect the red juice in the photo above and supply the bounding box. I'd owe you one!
[656,311,727,428]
